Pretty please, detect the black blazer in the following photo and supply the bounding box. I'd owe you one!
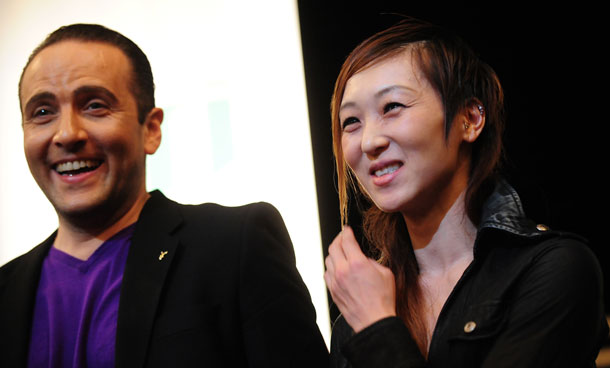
[0,191,329,367]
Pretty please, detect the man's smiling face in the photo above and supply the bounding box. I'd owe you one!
[20,40,157,224]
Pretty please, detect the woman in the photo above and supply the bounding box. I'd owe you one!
[324,17,608,367]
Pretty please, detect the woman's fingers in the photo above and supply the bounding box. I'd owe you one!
[339,226,366,261]
[325,231,345,299]
[324,227,397,332]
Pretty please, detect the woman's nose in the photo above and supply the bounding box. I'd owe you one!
[360,121,389,158]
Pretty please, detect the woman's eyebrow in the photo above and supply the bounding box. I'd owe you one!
[339,100,357,113]
[374,84,415,99]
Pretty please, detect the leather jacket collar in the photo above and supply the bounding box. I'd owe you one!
[479,179,538,236]
[474,179,562,258]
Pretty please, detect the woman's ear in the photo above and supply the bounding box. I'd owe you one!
[462,99,485,143]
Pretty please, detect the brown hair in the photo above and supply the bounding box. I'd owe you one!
[19,23,155,124]
[330,17,505,355]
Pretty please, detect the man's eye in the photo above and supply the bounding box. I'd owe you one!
[26,106,56,124]
[86,101,107,110]
[84,101,111,115]
[383,102,404,114]
[33,107,53,117]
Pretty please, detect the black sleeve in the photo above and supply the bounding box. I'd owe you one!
[329,315,353,368]
[238,202,329,368]
[331,314,426,368]
[481,238,608,367]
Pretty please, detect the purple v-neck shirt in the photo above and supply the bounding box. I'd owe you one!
[27,224,135,368]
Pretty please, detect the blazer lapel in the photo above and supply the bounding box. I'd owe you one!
[115,191,183,368]
[0,234,54,366]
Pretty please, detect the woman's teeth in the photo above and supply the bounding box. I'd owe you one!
[374,164,400,177]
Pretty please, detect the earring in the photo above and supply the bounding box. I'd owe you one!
[477,105,484,115]
[464,121,470,130]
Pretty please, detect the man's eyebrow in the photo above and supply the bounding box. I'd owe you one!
[73,85,119,104]
[23,92,56,113]
[23,86,120,113]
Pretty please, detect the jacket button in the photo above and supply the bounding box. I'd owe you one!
[536,224,550,231]
[464,321,477,333]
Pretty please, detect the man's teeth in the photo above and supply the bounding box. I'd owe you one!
[374,164,400,177]
[56,160,100,174]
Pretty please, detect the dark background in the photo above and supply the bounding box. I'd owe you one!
[296,1,607,323]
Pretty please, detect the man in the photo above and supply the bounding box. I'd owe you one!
[0,24,329,367]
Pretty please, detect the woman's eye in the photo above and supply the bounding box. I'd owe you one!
[341,117,360,130]
[383,102,404,114]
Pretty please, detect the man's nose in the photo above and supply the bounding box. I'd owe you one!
[51,109,88,151]
[360,119,389,159]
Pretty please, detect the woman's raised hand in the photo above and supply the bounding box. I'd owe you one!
[324,226,397,332]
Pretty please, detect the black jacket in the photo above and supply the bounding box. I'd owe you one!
[0,191,329,367]
[330,180,608,367]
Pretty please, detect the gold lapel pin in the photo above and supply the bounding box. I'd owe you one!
[158,251,169,261]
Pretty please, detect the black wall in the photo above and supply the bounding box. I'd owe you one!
[297,1,607,322]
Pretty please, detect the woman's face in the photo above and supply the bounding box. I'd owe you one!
[339,50,470,217]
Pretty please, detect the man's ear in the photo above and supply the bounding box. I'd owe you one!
[143,107,163,155]
[461,99,485,143]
